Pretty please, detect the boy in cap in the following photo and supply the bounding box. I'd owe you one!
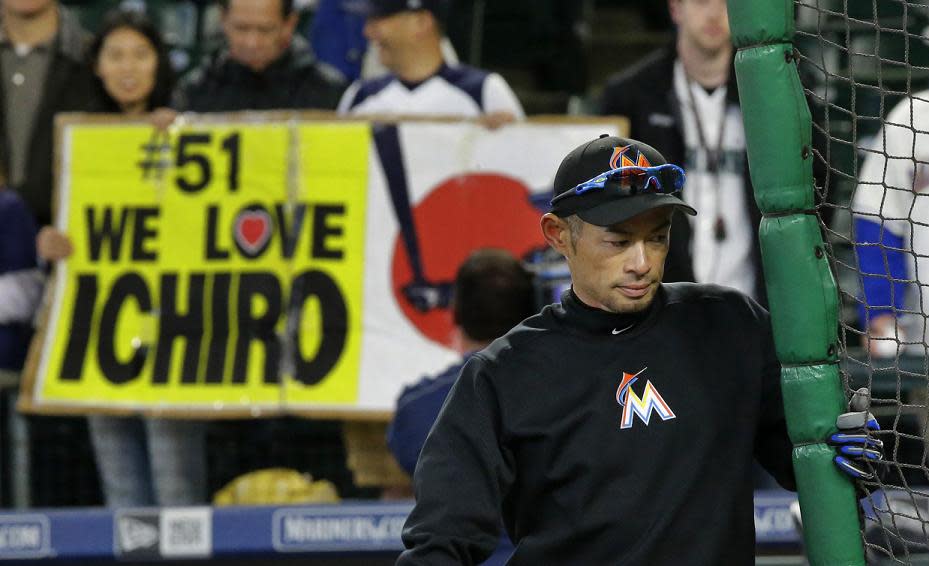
[398,136,882,565]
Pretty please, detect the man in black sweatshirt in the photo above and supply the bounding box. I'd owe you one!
[397,136,882,565]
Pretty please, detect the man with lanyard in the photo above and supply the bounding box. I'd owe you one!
[598,0,761,302]
[397,135,883,565]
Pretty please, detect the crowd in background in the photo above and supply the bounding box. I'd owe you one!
[0,0,865,509]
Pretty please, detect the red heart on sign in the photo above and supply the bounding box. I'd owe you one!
[234,209,272,256]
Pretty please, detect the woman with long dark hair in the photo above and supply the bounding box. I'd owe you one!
[89,10,176,114]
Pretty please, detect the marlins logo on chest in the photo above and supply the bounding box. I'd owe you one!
[615,368,676,430]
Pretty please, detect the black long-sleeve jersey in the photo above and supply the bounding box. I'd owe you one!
[398,283,796,565]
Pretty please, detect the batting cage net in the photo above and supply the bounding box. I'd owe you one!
[795,0,929,561]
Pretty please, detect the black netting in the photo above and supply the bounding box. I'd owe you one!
[796,0,929,562]
[23,415,382,508]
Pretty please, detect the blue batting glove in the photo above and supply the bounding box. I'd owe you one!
[827,388,884,481]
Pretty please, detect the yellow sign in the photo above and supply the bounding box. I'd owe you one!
[22,115,626,417]
[28,121,370,414]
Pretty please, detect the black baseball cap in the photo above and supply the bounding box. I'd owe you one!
[355,0,449,20]
[551,135,697,226]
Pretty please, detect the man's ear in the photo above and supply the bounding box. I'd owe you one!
[282,11,299,41]
[449,325,466,355]
[541,213,573,257]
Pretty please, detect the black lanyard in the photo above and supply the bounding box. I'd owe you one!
[684,76,729,243]
[685,77,728,175]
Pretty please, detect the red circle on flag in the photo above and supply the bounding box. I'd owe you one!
[390,173,546,348]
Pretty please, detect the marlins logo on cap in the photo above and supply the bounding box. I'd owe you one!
[609,146,652,170]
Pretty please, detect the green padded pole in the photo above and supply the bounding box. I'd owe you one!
[728,1,866,564]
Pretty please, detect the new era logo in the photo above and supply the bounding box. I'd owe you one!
[115,508,212,559]
[116,515,159,554]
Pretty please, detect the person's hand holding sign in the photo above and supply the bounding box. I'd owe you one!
[150,107,178,132]
[37,226,74,262]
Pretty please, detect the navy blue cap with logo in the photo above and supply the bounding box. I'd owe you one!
[357,0,450,20]
[550,134,697,226]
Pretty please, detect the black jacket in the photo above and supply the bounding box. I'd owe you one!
[399,284,795,565]
[174,37,346,112]
[0,8,96,226]
[599,47,766,303]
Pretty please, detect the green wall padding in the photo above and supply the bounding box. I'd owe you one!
[781,365,846,443]
[735,45,814,213]
[730,0,865,562]
[759,215,838,364]
[793,444,866,566]
[728,0,794,47]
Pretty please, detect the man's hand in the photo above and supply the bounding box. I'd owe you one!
[865,313,900,357]
[828,387,884,480]
[478,111,516,130]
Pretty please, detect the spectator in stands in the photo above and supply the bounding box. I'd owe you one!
[0,0,96,227]
[338,0,525,314]
[309,0,459,83]
[0,176,41,381]
[38,10,206,508]
[387,248,532,565]
[387,249,535,476]
[87,11,175,115]
[852,91,929,356]
[598,0,764,302]
[337,0,524,126]
[174,0,345,112]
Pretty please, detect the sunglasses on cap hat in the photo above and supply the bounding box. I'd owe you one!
[549,164,687,207]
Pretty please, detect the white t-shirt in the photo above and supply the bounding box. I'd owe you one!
[337,63,525,119]
[853,90,929,321]
[673,60,756,299]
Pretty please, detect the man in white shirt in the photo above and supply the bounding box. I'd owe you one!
[337,0,524,127]
[852,91,929,355]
